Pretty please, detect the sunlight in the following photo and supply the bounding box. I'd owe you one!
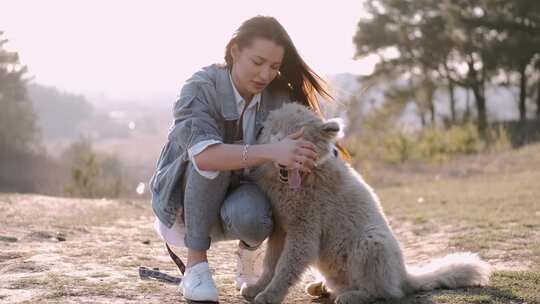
[2,0,374,99]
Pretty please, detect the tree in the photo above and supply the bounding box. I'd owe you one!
[353,0,445,127]
[468,1,540,123]
[353,0,487,129]
[436,0,503,135]
[0,31,39,156]
[353,0,540,136]
[536,57,540,119]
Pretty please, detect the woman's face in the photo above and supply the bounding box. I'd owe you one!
[230,37,284,99]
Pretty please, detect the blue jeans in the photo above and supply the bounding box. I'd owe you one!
[182,162,273,251]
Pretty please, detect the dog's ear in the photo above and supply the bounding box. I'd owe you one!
[321,121,340,138]
[321,118,345,139]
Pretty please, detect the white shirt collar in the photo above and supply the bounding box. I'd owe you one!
[229,72,261,111]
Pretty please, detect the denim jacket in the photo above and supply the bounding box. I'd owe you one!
[150,64,291,228]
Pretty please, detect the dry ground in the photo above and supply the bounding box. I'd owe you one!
[1,144,539,303]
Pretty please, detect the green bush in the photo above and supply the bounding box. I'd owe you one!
[417,123,482,162]
[62,137,128,198]
[345,123,501,165]
[382,130,417,163]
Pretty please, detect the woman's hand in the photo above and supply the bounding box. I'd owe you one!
[270,127,318,173]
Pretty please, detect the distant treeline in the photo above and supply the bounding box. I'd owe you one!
[353,0,540,141]
[0,31,137,198]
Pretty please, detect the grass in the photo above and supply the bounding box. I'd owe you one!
[368,271,539,304]
[8,276,49,289]
[3,144,540,303]
[377,168,540,270]
[368,144,540,303]
[431,271,540,304]
[9,272,140,301]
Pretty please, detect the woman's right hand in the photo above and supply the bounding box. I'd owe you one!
[270,127,318,173]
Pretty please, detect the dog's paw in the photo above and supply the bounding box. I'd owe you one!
[253,291,282,304]
[240,283,264,300]
[305,280,329,297]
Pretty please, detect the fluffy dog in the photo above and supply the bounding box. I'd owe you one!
[241,103,491,304]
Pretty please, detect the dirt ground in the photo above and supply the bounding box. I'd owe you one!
[2,143,539,304]
[0,190,531,304]
[0,194,313,304]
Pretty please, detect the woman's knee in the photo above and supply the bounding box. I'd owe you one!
[221,183,273,245]
[240,207,273,246]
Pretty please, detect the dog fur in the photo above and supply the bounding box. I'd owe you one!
[241,103,491,304]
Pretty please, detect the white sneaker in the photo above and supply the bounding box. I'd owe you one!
[179,262,219,302]
[235,243,265,290]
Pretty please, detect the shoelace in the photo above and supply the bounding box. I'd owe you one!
[194,268,216,289]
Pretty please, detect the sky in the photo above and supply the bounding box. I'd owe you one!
[2,0,376,101]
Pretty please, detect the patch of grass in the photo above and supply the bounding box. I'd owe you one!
[412,216,428,225]
[433,294,492,304]
[91,281,116,296]
[45,272,85,298]
[450,227,534,254]
[378,168,540,270]
[431,271,540,304]
[17,272,133,300]
[371,271,540,304]
[9,276,48,289]
[137,281,162,294]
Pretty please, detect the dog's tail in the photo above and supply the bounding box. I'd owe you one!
[405,252,491,292]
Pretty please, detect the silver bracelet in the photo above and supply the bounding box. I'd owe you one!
[241,144,249,167]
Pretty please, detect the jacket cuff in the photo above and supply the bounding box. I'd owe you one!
[188,139,222,179]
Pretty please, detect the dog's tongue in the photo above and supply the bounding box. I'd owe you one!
[288,169,301,190]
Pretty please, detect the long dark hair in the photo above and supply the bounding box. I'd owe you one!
[224,16,334,115]
[224,16,350,160]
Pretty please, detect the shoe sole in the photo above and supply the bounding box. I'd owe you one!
[186,300,219,304]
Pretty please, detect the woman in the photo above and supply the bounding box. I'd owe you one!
[150,15,336,302]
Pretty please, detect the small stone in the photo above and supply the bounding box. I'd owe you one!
[142,240,150,245]
[0,235,18,243]
[56,232,66,242]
